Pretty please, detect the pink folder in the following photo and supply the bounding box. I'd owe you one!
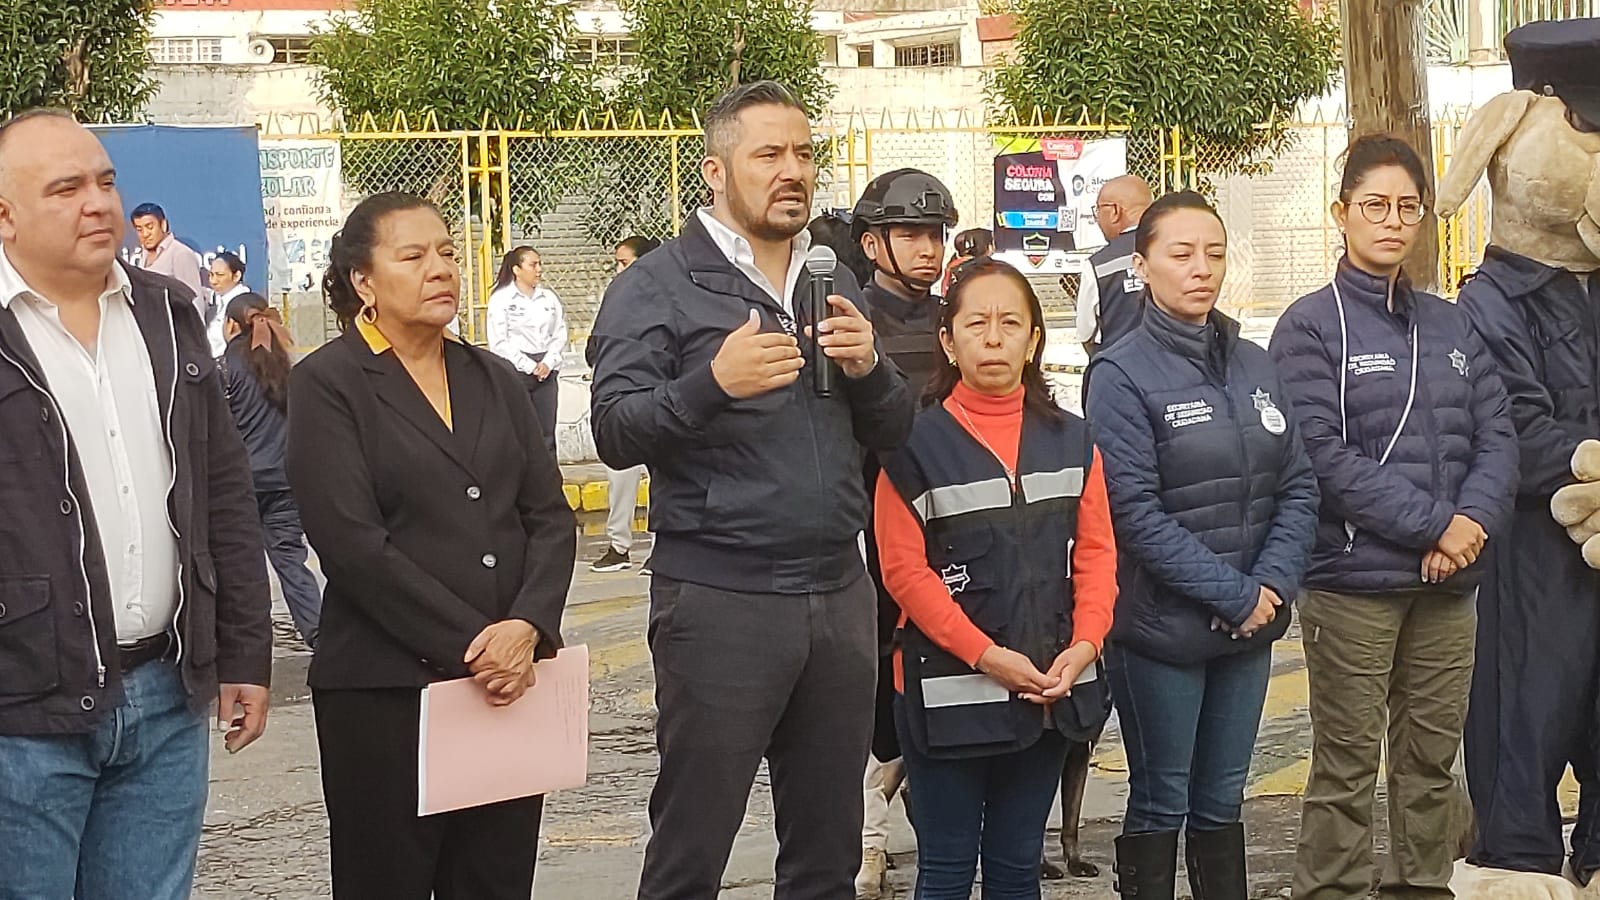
[417,644,590,816]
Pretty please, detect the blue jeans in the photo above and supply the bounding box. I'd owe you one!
[1107,643,1272,834]
[895,697,1070,899]
[0,661,210,900]
[258,489,322,647]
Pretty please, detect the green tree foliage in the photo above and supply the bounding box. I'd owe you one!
[1,0,158,120]
[311,0,599,130]
[311,0,605,243]
[618,0,832,118]
[585,0,831,243]
[989,0,1339,178]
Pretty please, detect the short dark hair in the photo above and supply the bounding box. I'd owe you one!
[703,81,807,160]
[806,214,873,285]
[616,235,660,258]
[214,250,245,276]
[1134,190,1224,258]
[130,203,166,224]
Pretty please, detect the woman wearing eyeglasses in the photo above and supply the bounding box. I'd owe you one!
[1268,134,1517,899]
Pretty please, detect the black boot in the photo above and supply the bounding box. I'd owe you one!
[1185,823,1248,900]
[1113,830,1179,899]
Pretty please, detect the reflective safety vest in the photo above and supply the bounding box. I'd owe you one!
[1089,229,1144,354]
[883,401,1111,759]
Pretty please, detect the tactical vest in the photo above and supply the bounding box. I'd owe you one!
[883,401,1110,759]
[862,281,941,401]
[1090,230,1144,354]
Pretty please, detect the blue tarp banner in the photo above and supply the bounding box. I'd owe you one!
[90,125,269,295]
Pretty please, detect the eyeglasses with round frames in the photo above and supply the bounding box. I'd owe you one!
[1354,197,1426,226]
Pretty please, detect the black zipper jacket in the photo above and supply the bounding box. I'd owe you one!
[0,262,272,735]
[587,215,915,595]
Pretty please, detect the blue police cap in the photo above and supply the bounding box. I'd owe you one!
[1505,18,1600,129]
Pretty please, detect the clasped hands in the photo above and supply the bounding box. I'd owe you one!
[464,619,540,707]
[1209,585,1284,641]
[1420,514,1486,584]
[976,641,1099,706]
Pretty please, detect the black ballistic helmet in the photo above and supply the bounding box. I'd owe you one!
[1505,18,1600,130]
[850,168,958,240]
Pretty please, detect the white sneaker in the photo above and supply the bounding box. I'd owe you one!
[855,847,887,900]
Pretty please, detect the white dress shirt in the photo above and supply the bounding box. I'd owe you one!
[211,282,248,358]
[0,249,180,643]
[696,207,812,318]
[486,281,567,375]
[1074,256,1102,345]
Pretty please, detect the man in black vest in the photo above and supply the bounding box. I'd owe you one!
[588,81,915,900]
[848,167,955,899]
[1075,175,1153,357]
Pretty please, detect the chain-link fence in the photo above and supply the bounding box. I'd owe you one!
[263,108,1493,349]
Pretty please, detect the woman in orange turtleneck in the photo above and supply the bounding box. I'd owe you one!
[874,259,1117,897]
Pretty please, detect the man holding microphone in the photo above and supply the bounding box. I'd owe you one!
[587,81,914,899]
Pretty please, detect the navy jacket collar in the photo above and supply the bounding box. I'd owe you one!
[1142,295,1239,372]
[1335,256,1415,319]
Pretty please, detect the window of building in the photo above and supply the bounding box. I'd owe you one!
[893,41,958,67]
[818,34,839,66]
[150,37,225,64]
[855,44,874,67]
[268,36,316,64]
[568,35,640,67]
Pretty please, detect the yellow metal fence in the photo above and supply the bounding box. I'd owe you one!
[261,108,1493,347]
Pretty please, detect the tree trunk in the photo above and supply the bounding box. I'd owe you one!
[1341,0,1439,289]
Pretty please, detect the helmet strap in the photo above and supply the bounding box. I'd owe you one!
[873,226,936,296]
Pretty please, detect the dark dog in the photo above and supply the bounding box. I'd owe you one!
[1042,737,1100,879]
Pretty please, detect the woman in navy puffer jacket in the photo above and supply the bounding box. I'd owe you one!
[1087,191,1320,900]
[1268,134,1517,900]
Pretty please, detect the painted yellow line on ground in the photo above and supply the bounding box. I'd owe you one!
[562,594,646,630]
[590,636,651,680]
[1249,757,1312,798]
[1561,769,1580,817]
[1259,668,1309,723]
[1091,643,1309,781]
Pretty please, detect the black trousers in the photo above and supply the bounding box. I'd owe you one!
[525,371,558,461]
[313,687,544,899]
[1466,509,1600,878]
[637,574,879,900]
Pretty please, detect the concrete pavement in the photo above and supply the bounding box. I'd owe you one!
[196,523,1580,898]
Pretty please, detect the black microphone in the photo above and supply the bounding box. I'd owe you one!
[805,245,837,397]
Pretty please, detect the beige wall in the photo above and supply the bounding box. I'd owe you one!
[147,64,332,128]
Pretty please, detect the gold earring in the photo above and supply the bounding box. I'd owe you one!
[358,301,378,325]
[948,357,957,367]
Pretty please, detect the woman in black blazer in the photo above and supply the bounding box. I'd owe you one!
[286,191,576,899]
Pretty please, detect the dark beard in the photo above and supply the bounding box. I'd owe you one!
[729,179,810,243]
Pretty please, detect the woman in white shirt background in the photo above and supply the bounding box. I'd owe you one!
[207,251,251,358]
[487,246,567,460]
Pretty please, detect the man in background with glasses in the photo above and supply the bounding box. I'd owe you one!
[1074,175,1152,358]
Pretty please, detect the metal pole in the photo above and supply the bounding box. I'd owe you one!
[669,136,682,235]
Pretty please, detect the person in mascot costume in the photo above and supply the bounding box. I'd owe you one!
[1436,16,1600,900]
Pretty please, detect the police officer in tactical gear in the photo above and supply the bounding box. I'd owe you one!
[850,167,956,900]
